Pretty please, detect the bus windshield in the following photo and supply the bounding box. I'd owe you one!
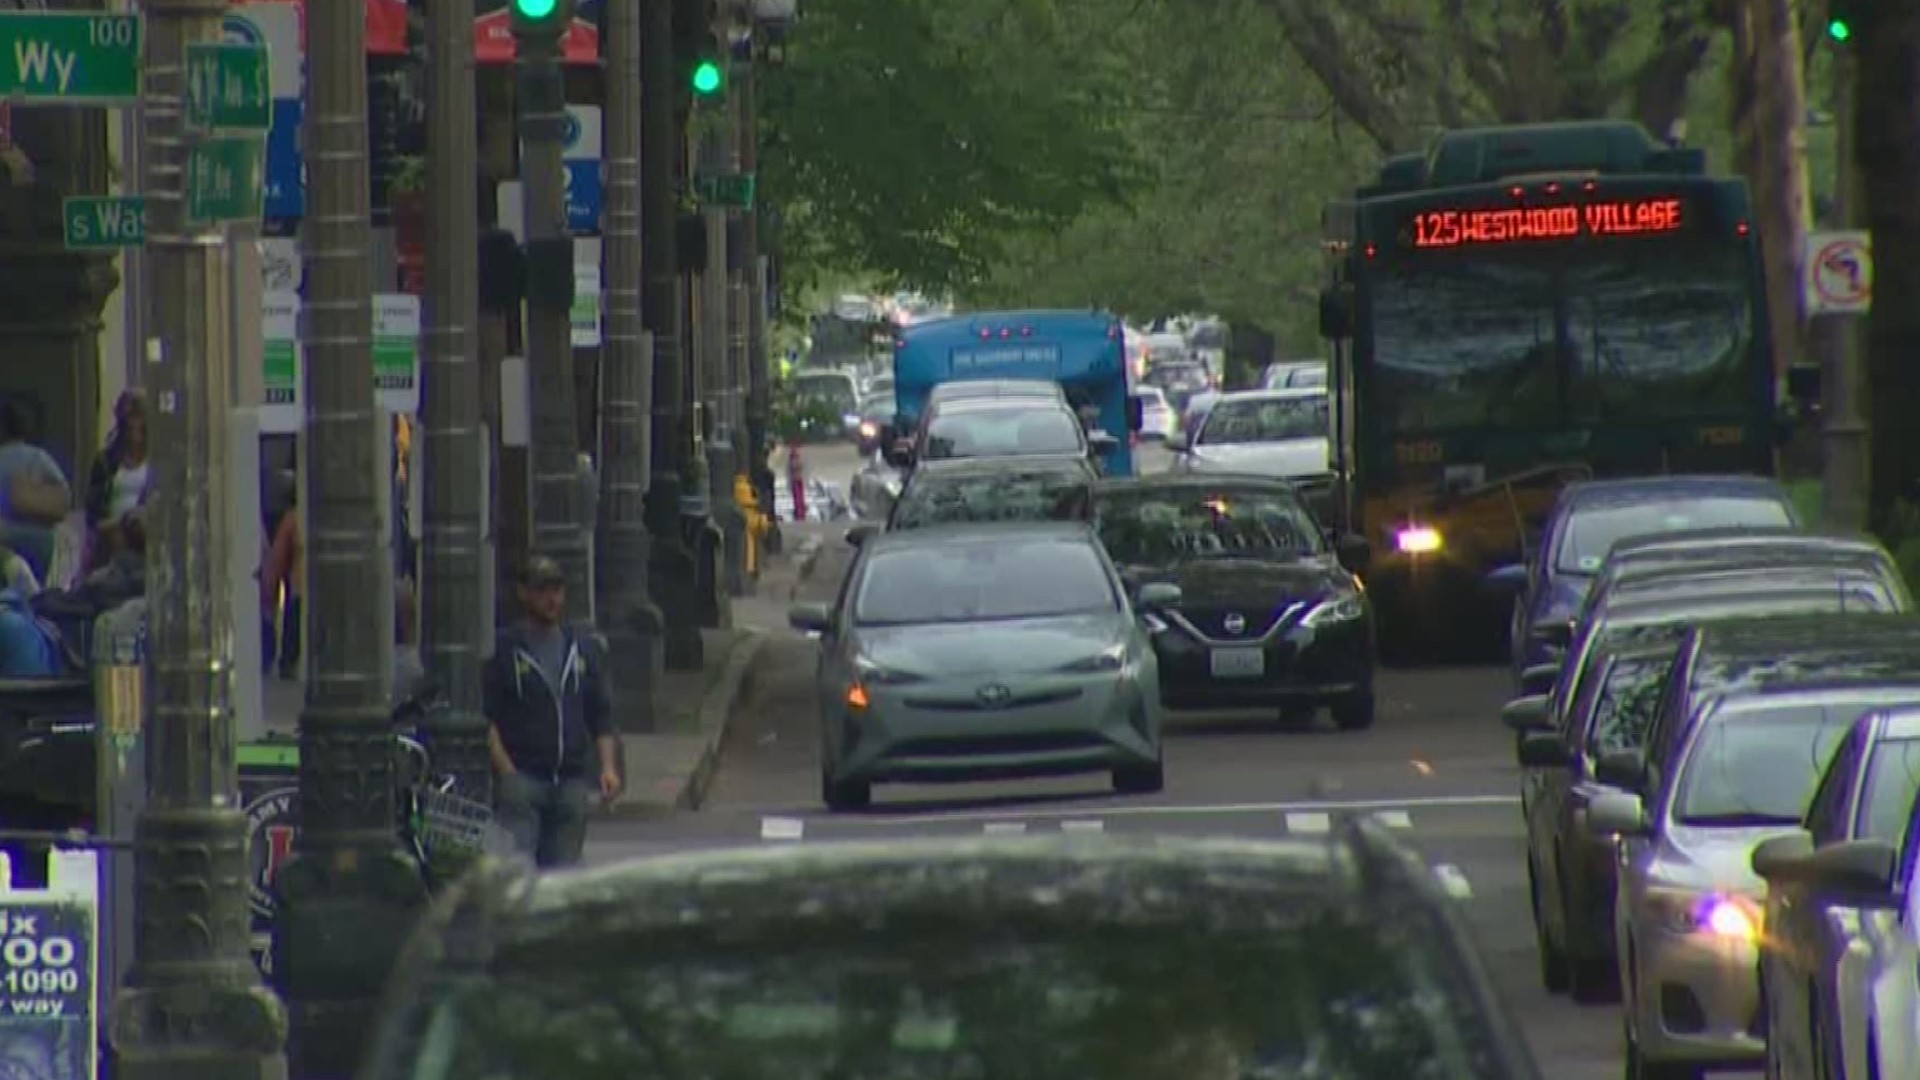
[1368,239,1754,434]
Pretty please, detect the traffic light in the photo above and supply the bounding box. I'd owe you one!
[691,58,725,97]
[1827,0,1864,42]
[512,0,569,31]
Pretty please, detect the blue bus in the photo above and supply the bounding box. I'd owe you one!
[892,310,1140,475]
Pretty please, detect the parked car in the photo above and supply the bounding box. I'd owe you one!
[851,454,1095,540]
[1131,386,1174,440]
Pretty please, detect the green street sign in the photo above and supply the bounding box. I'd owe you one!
[185,43,271,132]
[694,171,756,210]
[62,195,146,249]
[186,137,267,224]
[0,12,141,103]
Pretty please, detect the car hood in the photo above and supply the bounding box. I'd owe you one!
[1654,822,1805,898]
[1186,438,1329,478]
[854,614,1123,676]
[1121,557,1347,609]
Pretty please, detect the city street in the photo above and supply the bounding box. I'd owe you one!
[582,436,1687,1080]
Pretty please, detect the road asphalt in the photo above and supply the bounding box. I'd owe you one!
[578,438,1734,1080]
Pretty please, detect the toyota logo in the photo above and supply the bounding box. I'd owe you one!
[976,683,1012,707]
[1222,613,1246,634]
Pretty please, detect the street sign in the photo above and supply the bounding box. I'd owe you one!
[0,11,142,103]
[375,295,421,414]
[61,195,145,249]
[186,137,267,224]
[562,104,602,235]
[186,42,271,132]
[1805,230,1872,315]
[223,5,304,220]
[0,848,100,1080]
[695,171,756,210]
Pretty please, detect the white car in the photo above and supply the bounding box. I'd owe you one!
[1169,388,1330,481]
[1131,386,1174,440]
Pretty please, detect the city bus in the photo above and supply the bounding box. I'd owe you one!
[1317,120,1777,657]
[892,310,1141,475]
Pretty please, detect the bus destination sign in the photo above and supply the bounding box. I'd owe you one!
[1404,197,1685,250]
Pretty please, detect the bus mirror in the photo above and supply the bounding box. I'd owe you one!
[1126,396,1145,431]
[1318,289,1352,339]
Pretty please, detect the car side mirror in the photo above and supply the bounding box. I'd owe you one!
[1089,430,1121,455]
[1136,582,1182,609]
[1518,662,1561,697]
[1125,396,1145,431]
[1766,838,1900,900]
[844,524,877,547]
[1517,732,1571,768]
[1593,749,1645,789]
[1586,789,1649,836]
[787,602,833,634]
[1165,434,1190,453]
[1539,620,1575,649]
[883,439,914,469]
[1500,694,1552,733]
[1749,831,1815,880]
[1482,563,1527,593]
[1333,533,1370,571]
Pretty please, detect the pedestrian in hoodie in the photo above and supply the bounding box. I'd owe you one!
[483,555,622,867]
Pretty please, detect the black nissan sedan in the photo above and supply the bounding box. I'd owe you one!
[1089,475,1376,728]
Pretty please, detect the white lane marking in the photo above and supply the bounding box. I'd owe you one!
[1373,810,1413,829]
[1284,812,1331,834]
[982,822,1027,836]
[760,816,806,841]
[862,793,1518,827]
[1433,863,1473,899]
[1061,820,1105,834]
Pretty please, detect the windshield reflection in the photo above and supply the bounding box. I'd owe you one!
[1096,489,1325,568]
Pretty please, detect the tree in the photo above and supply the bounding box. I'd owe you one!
[757,0,1142,293]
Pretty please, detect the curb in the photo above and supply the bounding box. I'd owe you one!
[788,536,826,600]
[678,630,766,811]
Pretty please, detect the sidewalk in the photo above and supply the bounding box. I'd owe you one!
[256,523,836,816]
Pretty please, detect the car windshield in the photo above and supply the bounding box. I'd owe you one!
[1198,396,1329,445]
[1288,367,1328,388]
[1564,624,1687,715]
[794,376,857,414]
[1583,653,1670,756]
[855,539,1116,625]
[1858,737,1920,842]
[1556,496,1793,573]
[892,470,1089,529]
[924,406,1084,460]
[1675,701,1860,825]
[396,920,1502,1080]
[1145,365,1207,389]
[1095,488,1324,568]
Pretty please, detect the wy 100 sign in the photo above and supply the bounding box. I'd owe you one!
[1403,197,1686,250]
[0,849,98,1080]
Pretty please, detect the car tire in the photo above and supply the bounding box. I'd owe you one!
[1569,950,1619,1005]
[1331,690,1375,731]
[1112,760,1164,795]
[1529,862,1570,994]
[822,772,871,812]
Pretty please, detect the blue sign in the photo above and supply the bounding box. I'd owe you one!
[951,345,1064,371]
[264,99,304,220]
[0,899,96,1080]
[565,161,602,234]
[222,6,303,222]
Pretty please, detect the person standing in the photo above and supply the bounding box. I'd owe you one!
[82,390,155,572]
[786,440,807,522]
[483,555,622,868]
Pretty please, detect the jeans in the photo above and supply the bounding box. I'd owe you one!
[494,771,593,868]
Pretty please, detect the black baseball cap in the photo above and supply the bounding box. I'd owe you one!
[519,555,565,587]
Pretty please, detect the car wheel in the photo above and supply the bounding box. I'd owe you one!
[821,772,871,812]
[1568,949,1619,1004]
[1529,862,1570,993]
[1331,690,1375,731]
[1112,760,1164,795]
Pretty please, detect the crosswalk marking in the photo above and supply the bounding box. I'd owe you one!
[982,822,1027,836]
[759,804,1501,843]
[1061,820,1104,834]
[1284,812,1331,834]
[760,816,806,841]
[1374,810,1413,829]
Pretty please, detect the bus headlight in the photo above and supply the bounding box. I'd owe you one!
[1395,526,1443,554]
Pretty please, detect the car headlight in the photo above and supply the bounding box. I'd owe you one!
[1302,593,1364,627]
[1059,644,1126,672]
[854,657,923,685]
[1644,887,1760,941]
[859,421,878,438]
[1395,526,1442,554]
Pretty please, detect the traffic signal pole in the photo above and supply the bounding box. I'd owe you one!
[419,0,493,796]
[275,0,426,1070]
[739,50,774,521]
[600,0,668,722]
[698,12,742,602]
[1818,35,1868,532]
[516,0,591,615]
[110,0,287,1074]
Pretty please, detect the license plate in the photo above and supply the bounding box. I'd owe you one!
[1209,647,1265,678]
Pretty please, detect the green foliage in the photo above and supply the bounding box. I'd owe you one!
[769,383,846,444]
[758,0,1141,293]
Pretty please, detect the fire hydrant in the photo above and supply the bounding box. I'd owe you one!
[735,473,770,576]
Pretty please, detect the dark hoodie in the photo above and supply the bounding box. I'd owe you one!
[481,624,613,781]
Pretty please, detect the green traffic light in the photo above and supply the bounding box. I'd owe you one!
[515,0,559,19]
[692,60,724,96]
[1828,18,1851,41]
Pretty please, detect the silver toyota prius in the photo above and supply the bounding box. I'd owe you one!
[789,522,1172,811]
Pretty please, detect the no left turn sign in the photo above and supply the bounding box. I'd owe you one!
[1805,230,1872,315]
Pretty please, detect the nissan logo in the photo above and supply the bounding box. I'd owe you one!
[1222,613,1246,634]
[976,683,1012,707]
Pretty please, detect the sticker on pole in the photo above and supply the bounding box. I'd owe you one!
[1805,230,1872,316]
[0,848,99,1080]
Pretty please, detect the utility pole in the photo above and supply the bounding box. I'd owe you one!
[109,0,287,1075]
[739,45,773,518]
[645,0,703,670]
[699,9,741,600]
[516,0,589,613]
[1817,40,1868,532]
[601,0,667,721]
[274,0,426,1071]
[420,0,492,795]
